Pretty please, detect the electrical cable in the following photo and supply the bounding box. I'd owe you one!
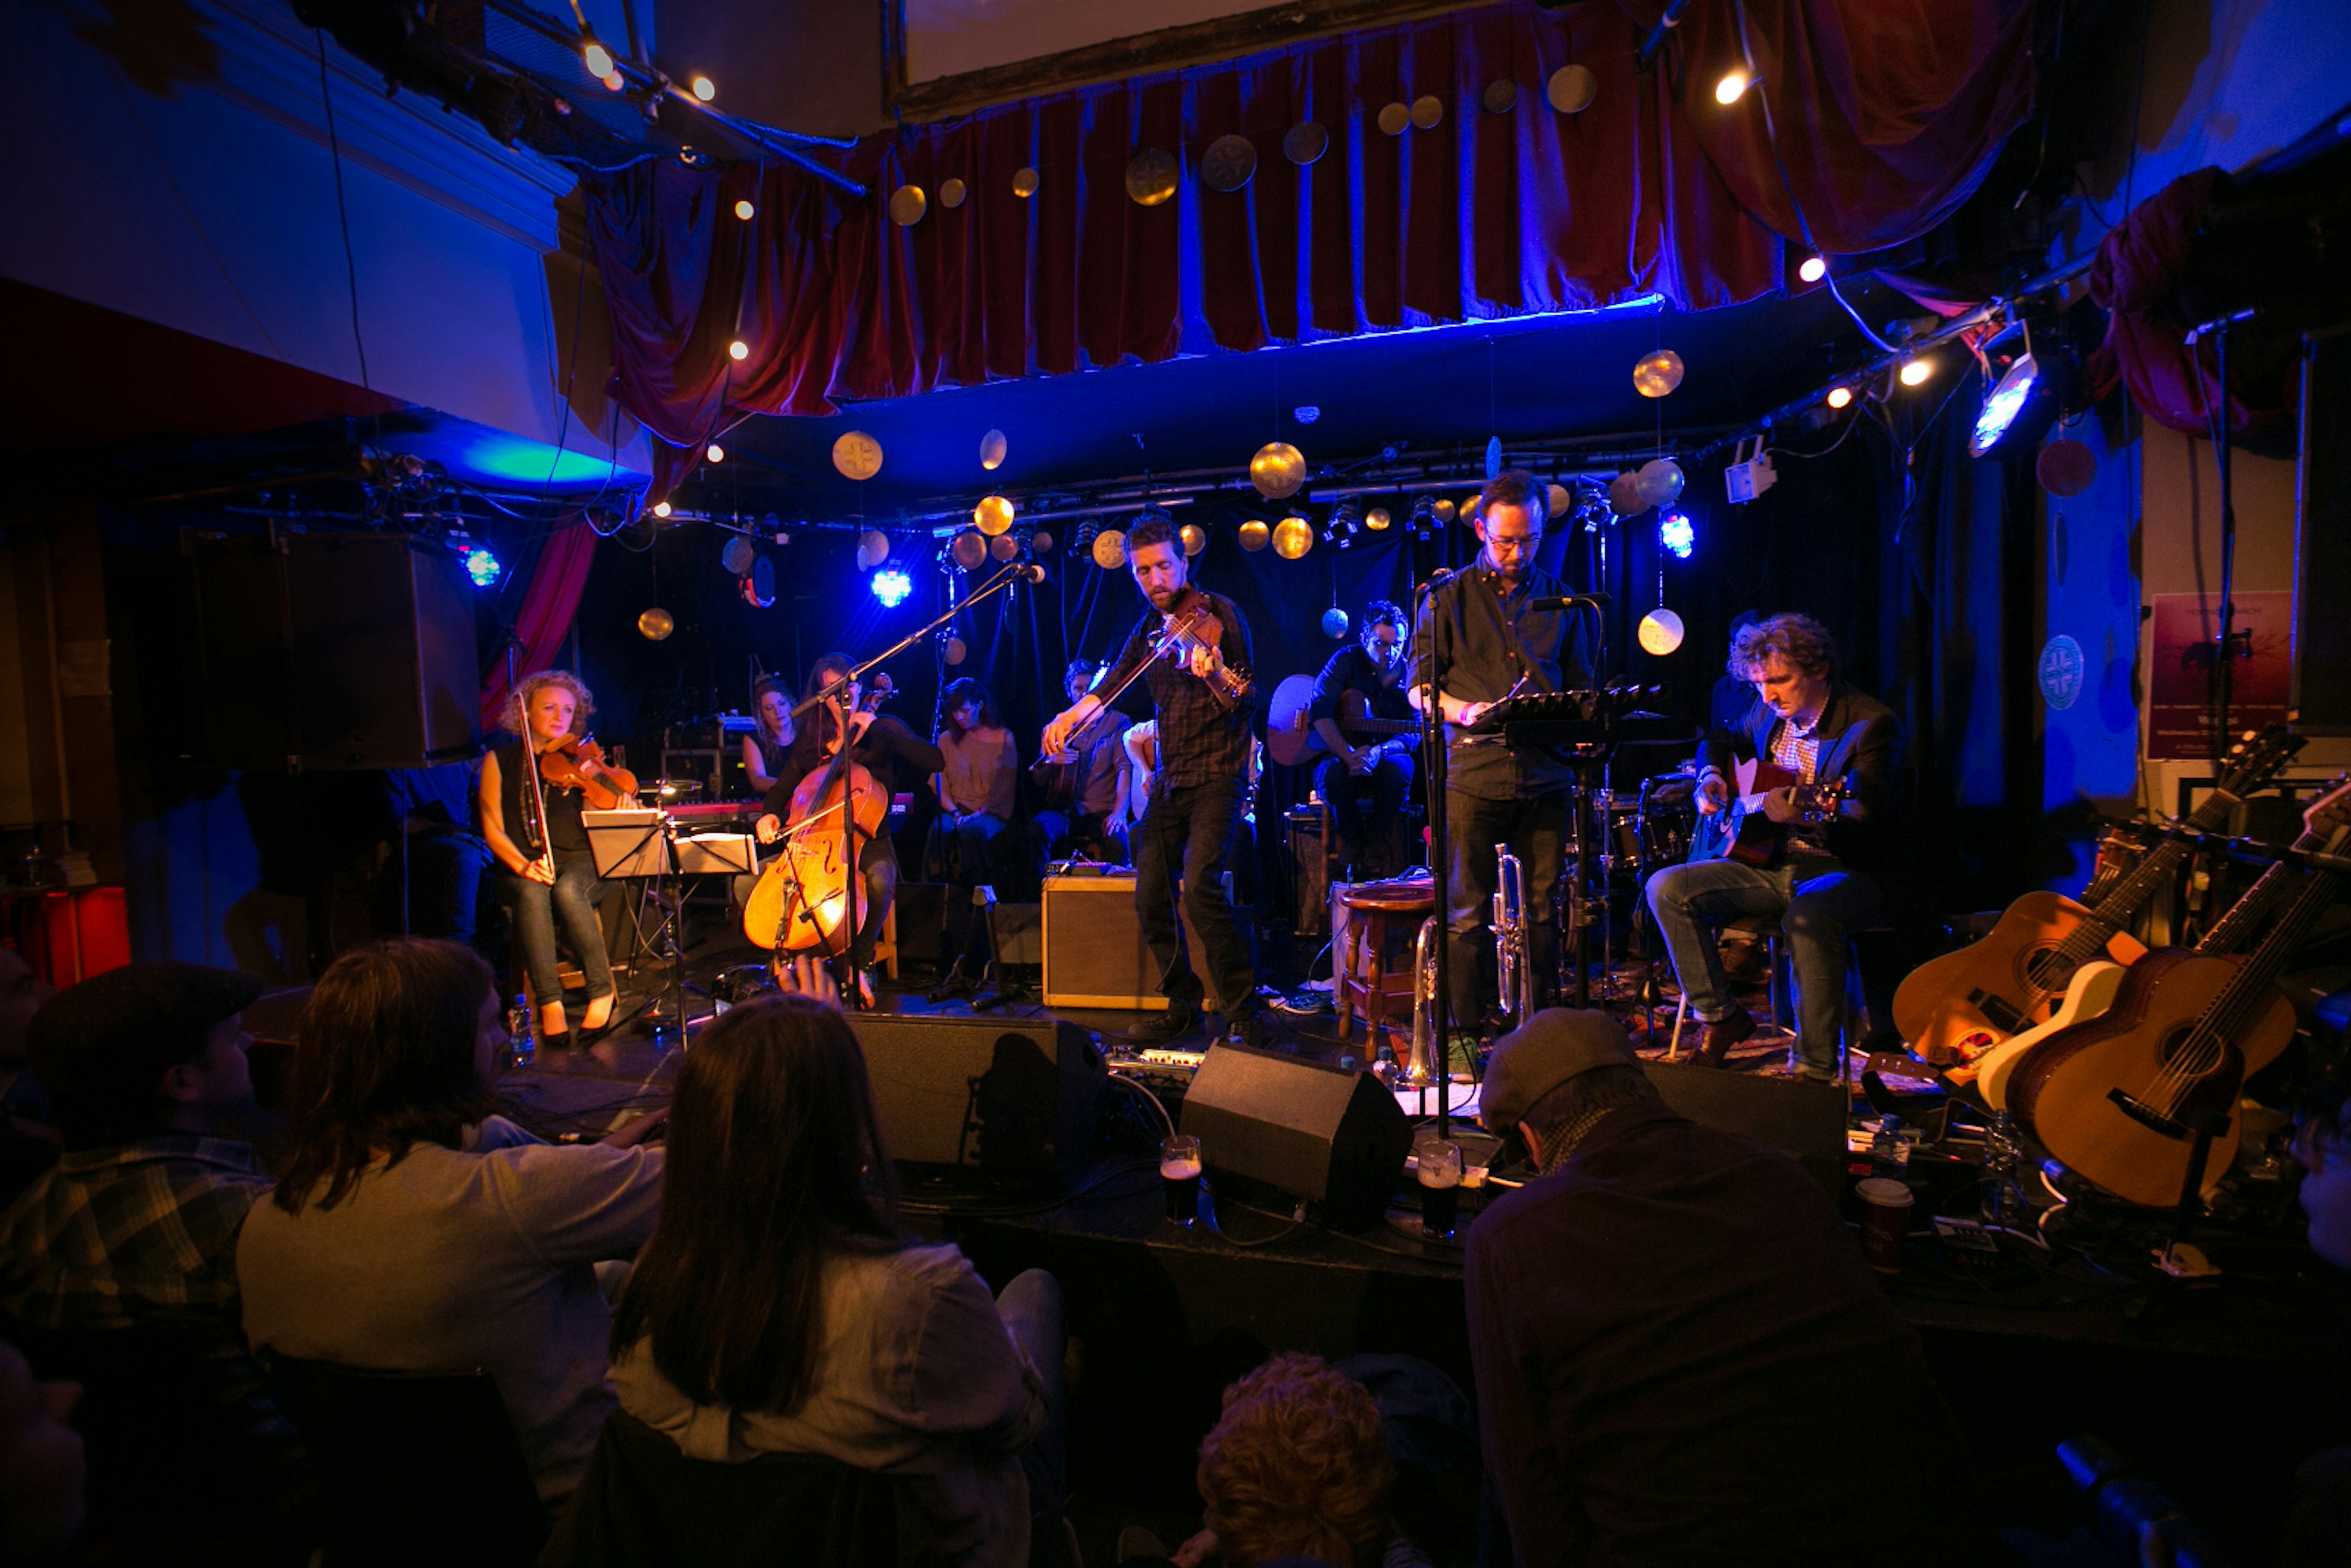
[316,31,384,446]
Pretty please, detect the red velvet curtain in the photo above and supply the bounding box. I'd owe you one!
[587,0,2034,497]
[479,520,599,730]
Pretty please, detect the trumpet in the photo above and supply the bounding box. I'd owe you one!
[1494,846,1535,1022]
[1406,915,1439,1088]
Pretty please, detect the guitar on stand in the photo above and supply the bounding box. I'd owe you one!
[1267,677,1419,768]
[2011,777,2351,1207]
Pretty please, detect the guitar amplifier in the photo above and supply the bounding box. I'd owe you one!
[1043,872,1213,1011]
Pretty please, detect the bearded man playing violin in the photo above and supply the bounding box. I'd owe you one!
[752,653,944,1007]
[1042,512,1264,1048]
[479,669,631,1049]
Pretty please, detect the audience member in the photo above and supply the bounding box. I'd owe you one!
[0,961,310,1555]
[601,991,1059,1567]
[743,676,797,798]
[0,1337,84,1568]
[932,677,1022,996]
[1465,1008,1965,1566]
[1119,1353,1433,1568]
[238,938,665,1502]
[0,947,59,1206]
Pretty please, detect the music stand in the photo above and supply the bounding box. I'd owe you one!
[583,809,708,1045]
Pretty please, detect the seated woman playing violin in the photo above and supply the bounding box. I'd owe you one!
[752,655,943,1007]
[479,669,634,1048]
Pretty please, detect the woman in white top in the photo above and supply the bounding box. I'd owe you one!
[604,989,1062,1567]
[238,938,666,1501]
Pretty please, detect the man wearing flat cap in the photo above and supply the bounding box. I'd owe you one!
[1464,1010,1967,1567]
[0,962,312,1551]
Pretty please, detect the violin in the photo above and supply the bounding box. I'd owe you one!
[741,672,895,963]
[1155,589,1251,706]
[538,733,638,811]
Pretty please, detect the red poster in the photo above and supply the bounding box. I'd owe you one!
[2147,590,2294,759]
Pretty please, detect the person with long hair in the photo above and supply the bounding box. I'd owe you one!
[480,670,625,1049]
[604,989,1062,1566]
[929,678,1019,998]
[752,655,943,1007]
[743,677,796,798]
[238,939,666,1504]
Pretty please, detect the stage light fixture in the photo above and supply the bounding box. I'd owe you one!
[1826,386,1853,410]
[734,199,756,220]
[706,442,726,462]
[1714,69,1752,105]
[1409,493,1437,540]
[1658,511,1695,560]
[727,340,749,361]
[1969,351,2063,460]
[1798,255,1827,284]
[1899,356,1933,388]
[582,37,614,78]
[871,568,913,607]
[463,545,500,587]
[651,500,673,518]
[691,76,716,102]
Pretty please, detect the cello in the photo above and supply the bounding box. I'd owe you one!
[741,677,894,959]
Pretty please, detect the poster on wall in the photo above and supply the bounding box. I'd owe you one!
[2147,590,2293,759]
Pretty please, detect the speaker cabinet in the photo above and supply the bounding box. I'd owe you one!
[2295,330,2351,733]
[194,533,480,769]
[1042,872,1212,1011]
[1179,1043,1412,1229]
[847,1011,1104,1190]
[1641,1060,1847,1193]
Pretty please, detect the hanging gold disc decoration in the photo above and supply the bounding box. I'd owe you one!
[1092,528,1128,569]
[973,495,1016,536]
[1250,441,1306,499]
[1283,121,1329,165]
[1547,64,1597,114]
[1410,94,1444,129]
[888,184,927,226]
[1012,167,1040,197]
[1201,133,1257,192]
[1377,102,1410,136]
[1179,522,1208,557]
[939,177,967,208]
[1238,519,1272,551]
[1271,515,1314,559]
[831,430,884,481]
[1632,349,1685,398]
[1125,148,1179,206]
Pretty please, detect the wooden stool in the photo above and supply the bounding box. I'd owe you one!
[871,903,900,981]
[1335,877,1436,1060]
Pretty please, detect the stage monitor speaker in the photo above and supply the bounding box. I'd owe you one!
[1179,1043,1412,1230]
[194,533,481,770]
[848,1011,1104,1190]
[1641,1060,1847,1193]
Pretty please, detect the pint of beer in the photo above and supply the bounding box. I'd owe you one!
[1161,1135,1203,1227]
[1415,1136,1462,1240]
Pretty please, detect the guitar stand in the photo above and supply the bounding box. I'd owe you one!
[2157,1104,2229,1278]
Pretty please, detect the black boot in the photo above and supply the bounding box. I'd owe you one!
[1125,1000,1198,1045]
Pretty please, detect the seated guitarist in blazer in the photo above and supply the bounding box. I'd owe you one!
[1645,613,1902,1079]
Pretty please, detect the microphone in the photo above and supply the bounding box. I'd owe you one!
[1020,563,1048,585]
[2183,306,2256,345]
[1530,593,1610,612]
[1421,565,1468,589]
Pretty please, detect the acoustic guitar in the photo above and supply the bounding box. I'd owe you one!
[2009,778,2350,1207]
[1970,777,2342,1109]
[1692,756,1848,868]
[1267,676,1418,768]
[1892,726,2303,1065]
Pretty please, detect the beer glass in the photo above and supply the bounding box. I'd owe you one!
[1416,1136,1463,1240]
[1160,1135,1202,1228]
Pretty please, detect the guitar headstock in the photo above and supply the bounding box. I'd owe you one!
[2216,724,2307,797]
[2303,773,2351,841]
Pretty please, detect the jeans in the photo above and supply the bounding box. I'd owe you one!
[1133,778,1256,1021]
[498,849,612,1007]
[995,1268,1065,1529]
[1644,854,1883,1077]
[948,811,1009,883]
[1445,790,1566,1033]
[1029,809,1124,867]
[1315,750,1414,846]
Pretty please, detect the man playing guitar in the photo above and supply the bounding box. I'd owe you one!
[1309,599,1416,875]
[1042,512,1263,1047]
[1644,613,1901,1078]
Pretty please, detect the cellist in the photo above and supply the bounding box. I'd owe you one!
[752,654,942,1005]
[479,670,628,1049]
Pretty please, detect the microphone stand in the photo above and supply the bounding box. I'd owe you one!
[2183,307,2257,763]
[1412,570,1456,1145]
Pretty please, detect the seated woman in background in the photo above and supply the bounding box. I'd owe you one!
[601,989,1062,1567]
[480,670,628,1050]
[742,677,795,800]
[930,678,1020,997]
[238,938,667,1505]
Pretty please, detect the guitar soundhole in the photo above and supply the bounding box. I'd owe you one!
[2153,1024,2211,1079]
[2019,946,2074,996]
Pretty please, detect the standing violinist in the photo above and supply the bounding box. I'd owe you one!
[1041,513,1264,1048]
[479,670,624,1049]
[751,654,943,1006]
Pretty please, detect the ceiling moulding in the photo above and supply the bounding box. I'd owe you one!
[886,0,1482,124]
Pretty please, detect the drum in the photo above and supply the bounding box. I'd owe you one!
[1590,788,1646,874]
[1285,804,1329,936]
[1638,775,1698,868]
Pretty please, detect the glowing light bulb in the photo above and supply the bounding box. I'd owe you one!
[1714,69,1752,105]
[1826,386,1853,410]
[691,76,715,102]
[582,40,614,78]
[463,546,501,587]
[871,569,913,607]
[1798,255,1827,283]
[1899,357,1933,388]
[601,71,623,91]
[706,443,726,463]
[651,500,672,518]
[727,340,749,362]
[733,199,755,221]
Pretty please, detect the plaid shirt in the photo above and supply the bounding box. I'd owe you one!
[1101,590,1256,793]
[0,1136,269,1330]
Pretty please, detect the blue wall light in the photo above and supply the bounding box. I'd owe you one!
[1658,511,1695,560]
[463,545,501,586]
[871,568,913,607]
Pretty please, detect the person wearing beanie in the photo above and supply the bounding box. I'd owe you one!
[1463,1009,1969,1567]
[0,961,313,1557]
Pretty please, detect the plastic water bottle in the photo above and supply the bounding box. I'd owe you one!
[1870,1114,1907,1182]
[1981,1110,2023,1228]
[506,995,536,1068]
